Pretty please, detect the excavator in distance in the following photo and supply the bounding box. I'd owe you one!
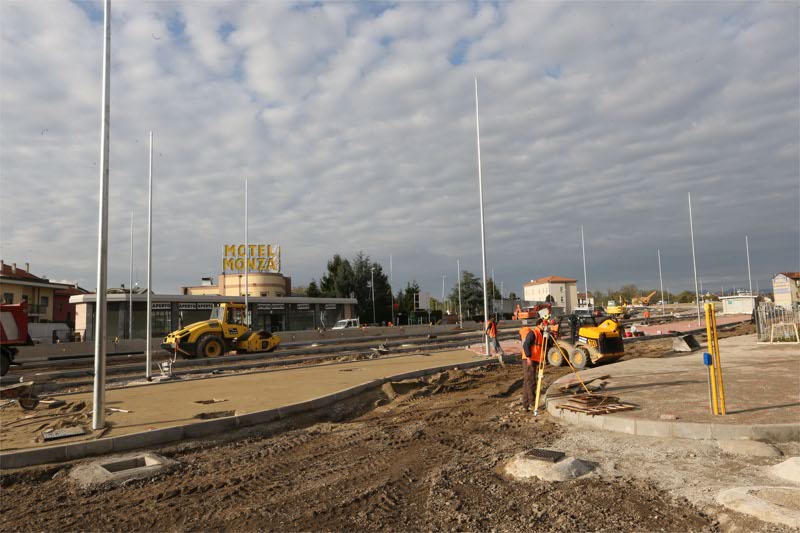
[161,302,280,358]
[632,291,658,307]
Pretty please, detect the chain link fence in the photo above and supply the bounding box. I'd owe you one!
[755,302,800,342]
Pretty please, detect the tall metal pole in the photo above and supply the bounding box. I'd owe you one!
[244,179,249,323]
[688,192,701,326]
[441,275,446,313]
[581,225,588,309]
[389,255,394,325]
[746,235,753,296]
[92,0,111,431]
[474,78,490,357]
[658,249,665,316]
[370,267,376,324]
[145,131,153,380]
[128,210,134,339]
[457,259,463,329]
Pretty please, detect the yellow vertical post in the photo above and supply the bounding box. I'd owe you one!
[710,304,726,414]
[704,304,719,415]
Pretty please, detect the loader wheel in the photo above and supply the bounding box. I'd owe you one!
[1,351,10,377]
[197,335,225,358]
[546,346,565,367]
[570,346,590,369]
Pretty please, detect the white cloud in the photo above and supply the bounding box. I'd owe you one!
[0,0,797,298]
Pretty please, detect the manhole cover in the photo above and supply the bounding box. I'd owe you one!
[42,426,85,441]
[523,448,565,463]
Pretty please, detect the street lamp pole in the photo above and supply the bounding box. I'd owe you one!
[688,192,701,326]
[390,255,394,325]
[128,210,134,339]
[145,131,153,380]
[581,225,589,310]
[474,77,491,358]
[370,267,376,324]
[92,0,111,431]
[658,249,665,316]
[457,259,463,329]
[244,179,249,324]
[441,275,446,313]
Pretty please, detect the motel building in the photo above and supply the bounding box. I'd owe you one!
[70,244,357,341]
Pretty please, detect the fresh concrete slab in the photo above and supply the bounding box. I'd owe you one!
[69,452,178,488]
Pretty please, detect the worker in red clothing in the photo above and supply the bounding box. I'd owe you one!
[519,318,546,412]
[485,317,505,356]
[644,309,651,325]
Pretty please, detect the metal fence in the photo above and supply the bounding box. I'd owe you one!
[755,303,800,342]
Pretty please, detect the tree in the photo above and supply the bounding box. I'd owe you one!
[508,292,518,300]
[486,278,501,300]
[319,252,392,324]
[448,270,484,317]
[320,254,355,298]
[307,280,321,298]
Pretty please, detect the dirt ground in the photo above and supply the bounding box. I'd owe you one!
[0,322,774,532]
[3,364,718,532]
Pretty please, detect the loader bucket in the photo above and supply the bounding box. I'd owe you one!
[672,334,701,352]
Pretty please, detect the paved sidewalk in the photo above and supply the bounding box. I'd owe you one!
[0,350,488,452]
[633,313,750,336]
[548,335,799,440]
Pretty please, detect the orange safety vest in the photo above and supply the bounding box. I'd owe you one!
[519,326,544,363]
[487,321,498,338]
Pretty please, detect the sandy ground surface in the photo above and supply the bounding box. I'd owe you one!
[2,322,789,532]
[0,350,487,451]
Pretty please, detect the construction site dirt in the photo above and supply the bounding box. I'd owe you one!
[2,323,789,532]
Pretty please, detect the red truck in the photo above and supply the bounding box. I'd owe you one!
[1,301,33,376]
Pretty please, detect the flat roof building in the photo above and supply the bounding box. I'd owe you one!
[70,293,358,341]
[772,272,800,310]
[523,276,578,313]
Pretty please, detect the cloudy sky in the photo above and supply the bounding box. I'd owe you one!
[1,0,798,298]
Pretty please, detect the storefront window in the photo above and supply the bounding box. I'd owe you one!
[289,303,315,330]
[152,310,173,336]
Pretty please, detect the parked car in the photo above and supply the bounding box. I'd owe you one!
[332,318,360,330]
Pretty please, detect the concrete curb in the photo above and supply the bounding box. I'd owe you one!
[545,398,800,443]
[0,356,504,470]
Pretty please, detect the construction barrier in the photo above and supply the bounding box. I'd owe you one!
[755,302,800,343]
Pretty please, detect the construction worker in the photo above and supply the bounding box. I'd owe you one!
[644,309,651,324]
[519,318,546,412]
[486,316,505,356]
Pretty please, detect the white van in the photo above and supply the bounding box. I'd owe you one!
[332,318,360,330]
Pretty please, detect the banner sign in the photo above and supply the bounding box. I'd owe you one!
[325,303,337,310]
[222,244,280,273]
[197,303,214,310]
[296,303,310,310]
[152,303,171,310]
[258,303,285,310]
[178,303,196,310]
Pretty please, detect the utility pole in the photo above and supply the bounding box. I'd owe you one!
[658,249,665,316]
[457,259,463,329]
[581,225,589,309]
[244,179,249,324]
[145,131,153,380]
[688,192,701,326]
[92,0,111,431]
[474,78,490,357]
[370,267,376,324]
[128,211,134,339]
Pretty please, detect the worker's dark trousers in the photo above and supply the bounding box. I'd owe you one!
[491,336,502,353]
[522,362,537,409]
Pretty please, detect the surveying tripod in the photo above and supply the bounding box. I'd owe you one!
[532,325,591,416]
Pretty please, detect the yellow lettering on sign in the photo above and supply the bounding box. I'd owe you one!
[237,245,246,257]
[234,258,245,270]
[223,258,236,271]
[258,257,267,270]
[267,257,277,271]
[249,244,258,257]
[224,244,236,257]
[248,258,259,270]
[258,244,265,257]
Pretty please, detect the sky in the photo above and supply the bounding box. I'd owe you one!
[1,0,798,298]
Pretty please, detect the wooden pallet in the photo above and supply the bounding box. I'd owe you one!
[558,402,636,415]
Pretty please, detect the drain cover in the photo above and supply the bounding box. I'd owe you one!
[523,448,565,463]
[42,426,85,441]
